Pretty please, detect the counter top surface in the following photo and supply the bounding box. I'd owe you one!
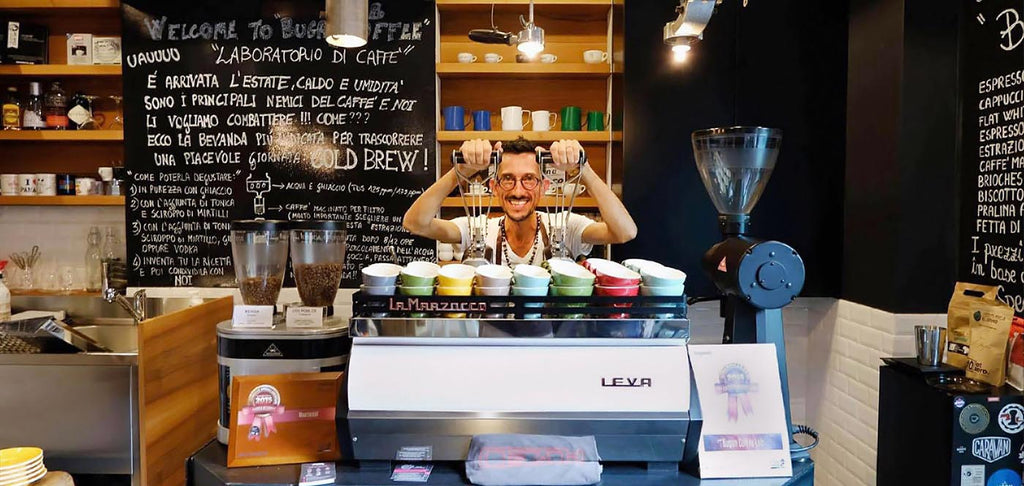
[189,441,814,486]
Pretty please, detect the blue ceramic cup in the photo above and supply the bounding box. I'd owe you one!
[471,110,491,131]
[443,106,466,130]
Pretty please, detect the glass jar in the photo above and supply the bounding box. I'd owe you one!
[290,221,348,307]
[230,220,290,306]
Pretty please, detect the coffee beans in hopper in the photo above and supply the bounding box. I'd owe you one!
[295,262,345,307]
[239,276,284,306]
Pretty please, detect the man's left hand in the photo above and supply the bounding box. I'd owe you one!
[548,139,584,172]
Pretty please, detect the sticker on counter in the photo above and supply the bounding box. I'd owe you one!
[961,465,984,486]
[391,464,432,483]
[987,468,1021,486]
[961,404,991,435]
[955,396,967,409]
[998,403,1024,434]
[396,446,432,462]
[972,437,1011,463]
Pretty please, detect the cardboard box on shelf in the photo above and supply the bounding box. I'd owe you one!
[1,20,48,65]
[92,36,121,65]
[66,33,93,65]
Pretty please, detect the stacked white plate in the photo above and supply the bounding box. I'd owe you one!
[0,447,47,486]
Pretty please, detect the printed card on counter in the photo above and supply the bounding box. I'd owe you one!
[227,372,343,468]
[286,306,325,328]
[391,464,433,483]
[689,344,793,478]
[232,305,275,328]
[299,462,336,486]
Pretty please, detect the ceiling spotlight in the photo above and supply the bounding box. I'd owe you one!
[663,0,724,58]
[326,0,368,48]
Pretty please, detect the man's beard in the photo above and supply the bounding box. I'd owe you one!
[506,208,536,223]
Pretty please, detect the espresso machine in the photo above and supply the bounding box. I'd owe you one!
[692,126,810,456]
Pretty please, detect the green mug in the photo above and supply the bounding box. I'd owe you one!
[560,106,582,131]
[587,111,609,131]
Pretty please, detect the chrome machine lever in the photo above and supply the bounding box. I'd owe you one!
[539,150,587,261]
[450,150,500,266]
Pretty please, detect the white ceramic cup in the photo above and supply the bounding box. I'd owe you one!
[18,174,36,195]
[562,182,586,196]
[531,110,558,132]
[539,53,557,63]
[468,184,488,195]
[0,174,18,196]
[583,50,608,64]
[98,167,114,181]
[75,177,96,196]
[501,106,531,131]
[438,243,455,261]
[35,174,57,196]
[457,52,477,63]
[484,53,503,63]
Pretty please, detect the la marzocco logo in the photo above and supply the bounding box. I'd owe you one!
[972,436,1011,463]
[601,377,652,387]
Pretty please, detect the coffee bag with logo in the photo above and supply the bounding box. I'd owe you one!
[956,285,1014,386]
[1006,317,1024,391]
[946,283,1002,369]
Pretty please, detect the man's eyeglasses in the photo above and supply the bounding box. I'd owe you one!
[496,174,541,191]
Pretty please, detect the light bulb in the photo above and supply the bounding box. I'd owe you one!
[672,44,691,63]
[518,41,544,56]
[327,34,368,48]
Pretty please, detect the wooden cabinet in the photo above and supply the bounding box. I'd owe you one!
[0,0,124,197]
[434,0,625,218]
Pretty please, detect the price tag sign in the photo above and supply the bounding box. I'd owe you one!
[286,306,325,328]
[232,305,274,328]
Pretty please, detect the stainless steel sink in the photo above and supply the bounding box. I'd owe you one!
[11,295,202,323]
[71,324,138,353]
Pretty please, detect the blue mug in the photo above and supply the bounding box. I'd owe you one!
[471,110,491,131]
[443,106,466,131]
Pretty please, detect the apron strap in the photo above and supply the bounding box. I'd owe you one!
[493,214,550,266]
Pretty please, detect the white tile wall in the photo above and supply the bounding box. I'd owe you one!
[807,300,945,486]
[0,206,125,289]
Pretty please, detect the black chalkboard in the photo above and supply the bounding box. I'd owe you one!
[121,0,436,288]
[959,0,1024,312]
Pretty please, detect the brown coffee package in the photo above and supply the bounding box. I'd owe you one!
[227,371,342,468]
[945,283,999,369]
[945,283,1014,386]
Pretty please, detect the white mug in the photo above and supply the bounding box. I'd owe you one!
[562,182,586,196]
[76,177,96,196]
[438,243,455,262]
[35,174,57,196]
[500,106,531,131]
[468,184,489,195]
[98,167,114,181]
[531,110,558,132]
[484,53,503,63]
[457,52,477,63]
[539,53,557,64]
[0,174,17,196]
[18,174,36,196]
[583,50,608,64]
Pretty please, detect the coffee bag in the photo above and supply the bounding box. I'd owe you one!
[946,283,1001,369]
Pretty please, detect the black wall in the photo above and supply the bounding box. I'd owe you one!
[841,0,959,313]
[621,0,849,299]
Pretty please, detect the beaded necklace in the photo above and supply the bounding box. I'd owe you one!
[499,214,541,269]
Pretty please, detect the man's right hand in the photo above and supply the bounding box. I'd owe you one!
[457,139,499,176]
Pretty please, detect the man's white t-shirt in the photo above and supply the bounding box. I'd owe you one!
[451,211,595,265]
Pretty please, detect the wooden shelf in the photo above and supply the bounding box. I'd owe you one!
[0,195,124,206]
[3,0,118,8]
[437,0,620,11]
[11,289,99,297]
[438,130,620,143]
[0,65,122,76]
[442,196,597,208]
[437,63,615,78]
[0,130,123,141]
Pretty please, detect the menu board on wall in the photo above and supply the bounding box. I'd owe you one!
[960,0,1024,313]
[122,0,436,288]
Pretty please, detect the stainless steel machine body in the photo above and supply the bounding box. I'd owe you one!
[343,316,700,470]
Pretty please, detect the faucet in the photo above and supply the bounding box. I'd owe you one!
[102,261,147,322]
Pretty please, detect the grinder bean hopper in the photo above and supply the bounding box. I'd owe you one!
[450,151,499,266]
[692,126,809,457]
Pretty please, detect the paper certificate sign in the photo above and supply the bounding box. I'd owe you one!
[689,344,793,478]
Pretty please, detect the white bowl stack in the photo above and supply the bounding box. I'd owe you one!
[0,447,47,486]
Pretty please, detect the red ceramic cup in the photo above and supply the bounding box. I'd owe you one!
[595,284,639,318]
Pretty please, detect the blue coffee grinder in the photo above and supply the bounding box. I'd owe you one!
[692,126,816,458]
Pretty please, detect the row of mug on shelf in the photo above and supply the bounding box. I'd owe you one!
[0,168,121,196]
[443,105,610,132]
[455,50,609,65]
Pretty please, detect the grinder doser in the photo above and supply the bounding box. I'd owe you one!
[692,126,807,454]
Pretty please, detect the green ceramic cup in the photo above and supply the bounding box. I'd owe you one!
[560,106,582,131]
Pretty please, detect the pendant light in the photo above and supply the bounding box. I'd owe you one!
[516,0,544,57]
[326,0,369,48]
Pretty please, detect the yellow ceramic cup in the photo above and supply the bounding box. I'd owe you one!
[437,285,472,296]
[438,264,476,288]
